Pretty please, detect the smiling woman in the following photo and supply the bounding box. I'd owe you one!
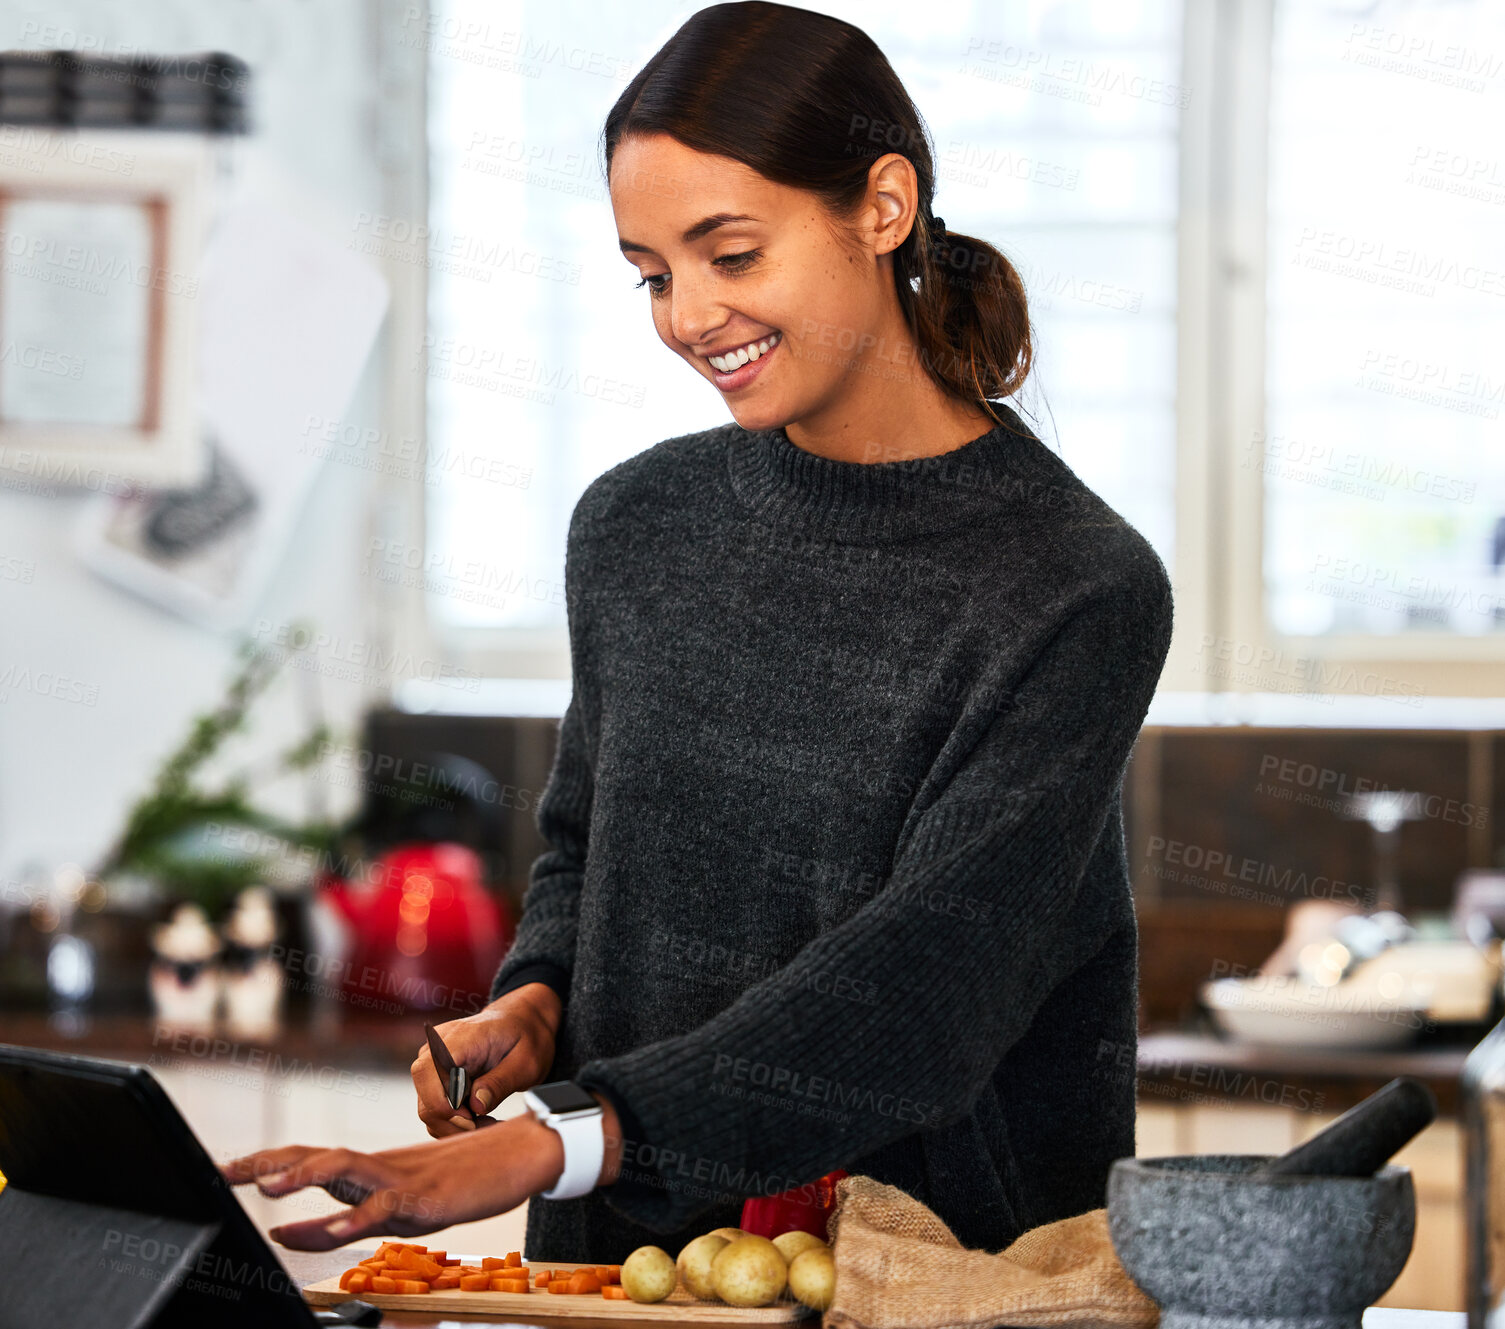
[226,0,1175,1270]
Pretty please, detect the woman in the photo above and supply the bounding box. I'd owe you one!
[225,0,1174,1263]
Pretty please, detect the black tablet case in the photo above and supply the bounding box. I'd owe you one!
[0,1044,319,1328]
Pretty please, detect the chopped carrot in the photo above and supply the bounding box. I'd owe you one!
[432,1274,461,1290]
[548,1281,573,1294]
[459,1274,491,1292]
[602,1285,630,1300]
[504,1251,522,1268]
[533,1268,554,1283]
[370,1276,398,1294]
[481,1257,505,1271]
[394,1250,443,1279]
[438,1257,461,1266]
[594,1265,614,1282]
[394,1279,430,1294]
[490,1277,529,1293]
[427,1250,447,1263]
[568,1271,603,1294]
[339,1270,371,1293]
[401,1244,428,1253]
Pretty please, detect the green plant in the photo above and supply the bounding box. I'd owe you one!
[94,628,346,920]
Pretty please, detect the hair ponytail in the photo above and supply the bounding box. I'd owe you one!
[903,219,1033,427]
[602,0,1033,427]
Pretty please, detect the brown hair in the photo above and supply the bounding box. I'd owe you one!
[601,1,1033,428]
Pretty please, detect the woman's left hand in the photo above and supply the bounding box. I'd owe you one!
[221,1112,565,1250]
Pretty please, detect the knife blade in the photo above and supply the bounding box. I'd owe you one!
[424,1023,470,1114]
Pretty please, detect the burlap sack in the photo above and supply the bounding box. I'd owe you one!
[823,1174,1158,1329]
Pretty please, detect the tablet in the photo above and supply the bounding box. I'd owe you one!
[0,1041,322,1328]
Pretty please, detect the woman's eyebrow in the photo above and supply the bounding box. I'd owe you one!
[618,213,763,256]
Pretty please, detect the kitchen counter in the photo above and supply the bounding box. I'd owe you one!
[1136,1031,1473,1115]
[0,1012,1474,1113]
[280,1248,1463,1327]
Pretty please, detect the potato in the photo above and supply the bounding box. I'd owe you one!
[788,1247,836,1311]
[708,1226,751,1243]
[772,1230,828,1264]
[620,1245,677,1303]
[676,1233,730,1300]
[711,1235,787,1308]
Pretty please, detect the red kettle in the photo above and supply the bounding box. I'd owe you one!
[318,842,513,1016]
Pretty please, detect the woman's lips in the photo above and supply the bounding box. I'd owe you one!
[709,335,781,392]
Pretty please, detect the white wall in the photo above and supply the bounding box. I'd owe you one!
[0,0,392,883]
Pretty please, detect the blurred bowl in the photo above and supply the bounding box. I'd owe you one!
[1201,976,1427,1051]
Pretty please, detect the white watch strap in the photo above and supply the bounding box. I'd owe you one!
[538,1102,605,1200]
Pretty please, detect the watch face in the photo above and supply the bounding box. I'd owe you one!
[532,1081,600,1116]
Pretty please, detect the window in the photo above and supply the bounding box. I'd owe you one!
[401,0,1505,700]
[1263,0,1505,639]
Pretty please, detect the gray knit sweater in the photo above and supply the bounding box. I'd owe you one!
[490,403,1174,1264]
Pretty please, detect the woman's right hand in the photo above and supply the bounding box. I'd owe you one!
[411,982,563,1138]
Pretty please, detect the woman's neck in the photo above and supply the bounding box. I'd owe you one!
[782,377,1000,465]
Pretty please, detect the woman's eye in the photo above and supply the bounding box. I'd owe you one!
[632,249,763,298]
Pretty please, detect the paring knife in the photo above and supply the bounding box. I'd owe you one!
[424,1023,470,1114]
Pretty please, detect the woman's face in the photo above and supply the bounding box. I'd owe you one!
[611,132,908,433]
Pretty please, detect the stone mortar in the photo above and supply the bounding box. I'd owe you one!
[1107,1154,1415,1329]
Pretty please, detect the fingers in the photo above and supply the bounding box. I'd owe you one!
[245,1147,385,1208]
[269,1191,395,1252]
[412,1045,480,1138]
[221,1146,322,1189]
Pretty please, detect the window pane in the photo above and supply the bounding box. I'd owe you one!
[425,0,1182,633]
[1265,0,1505,637]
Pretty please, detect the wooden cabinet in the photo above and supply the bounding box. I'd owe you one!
[1136,1099,1462,1311]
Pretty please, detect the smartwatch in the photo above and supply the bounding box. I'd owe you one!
[523,1080,605,1200]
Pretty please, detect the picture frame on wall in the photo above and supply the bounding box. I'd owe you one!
[0,127,210,491]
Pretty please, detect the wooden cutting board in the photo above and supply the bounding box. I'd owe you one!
[303,1258,816,1321]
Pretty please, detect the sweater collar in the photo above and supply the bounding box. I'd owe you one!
[725,402,1041,543]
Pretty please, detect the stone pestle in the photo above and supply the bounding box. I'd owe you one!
[1253,1077,1438,1179]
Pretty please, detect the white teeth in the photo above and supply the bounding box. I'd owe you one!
[710,331,780,373]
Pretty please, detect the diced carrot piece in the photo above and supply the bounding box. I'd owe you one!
[439,1257,461,1266]
[394,1279,430,1294]
[481,1257,505,1271]
[432,1274,461,1290]
[459,1274,491,1292]
[370,1276,398,1294]
[594,1265,613,1281]
[490,1276,529,1293]
[569,1271,602,1294]
[427,1250,446,1263]
[339,1269,370,1292]
[602,1285,629,1299]
[401,1244,428,1253]
[393,1250,443,1278]
[548,1280,574,1294]
[504,1251,522,1267]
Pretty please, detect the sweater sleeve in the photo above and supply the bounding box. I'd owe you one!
[574,562,1173,1231]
